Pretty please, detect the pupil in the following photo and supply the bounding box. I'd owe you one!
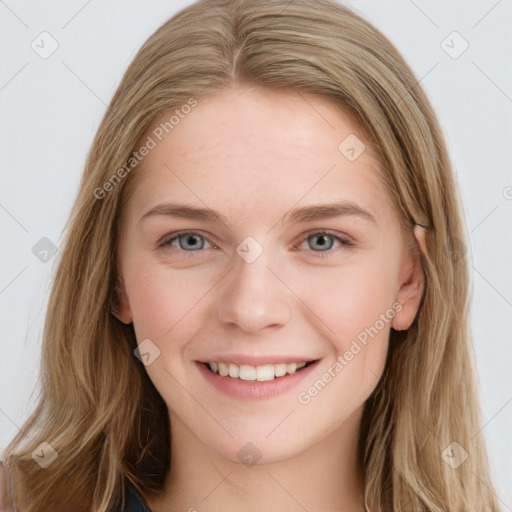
[311,234,332,251]
[181,234,202,250]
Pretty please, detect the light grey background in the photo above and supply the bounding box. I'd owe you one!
[1,0,511,508]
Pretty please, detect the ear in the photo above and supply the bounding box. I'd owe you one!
[110,275,133,324]
[392,225,427,331]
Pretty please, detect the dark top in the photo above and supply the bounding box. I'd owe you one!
[122,486,153,512]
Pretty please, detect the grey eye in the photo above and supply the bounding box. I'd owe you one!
[307,233,335,251]
[176,233,206,251]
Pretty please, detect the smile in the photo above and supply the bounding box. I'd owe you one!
[205,361,314,381]
[196,358,320,400]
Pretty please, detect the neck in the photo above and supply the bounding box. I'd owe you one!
[146,407,366,512]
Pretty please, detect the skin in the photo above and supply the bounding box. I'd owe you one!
[116,84,427,512]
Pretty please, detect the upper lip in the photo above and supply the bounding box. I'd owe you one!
[196,355,319,366]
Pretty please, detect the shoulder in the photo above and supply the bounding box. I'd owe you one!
[120,485,153,512]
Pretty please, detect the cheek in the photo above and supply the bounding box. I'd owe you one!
[126,259,209,342]
[296,257,397,357]
[293,263,395,414]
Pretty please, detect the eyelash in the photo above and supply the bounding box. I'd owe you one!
[158,229,355,258]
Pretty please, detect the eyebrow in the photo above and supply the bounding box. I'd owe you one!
[139,201,377,227]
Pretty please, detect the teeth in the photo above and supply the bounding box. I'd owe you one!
[286,363,297,375]
[239,365,257,381]
[228,363,239,378]
[274,363,287,377]
[206,360,311,381]
[256,364,274,382]
[218,362,229,377]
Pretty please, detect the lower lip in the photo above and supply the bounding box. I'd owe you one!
[196,361,319,400]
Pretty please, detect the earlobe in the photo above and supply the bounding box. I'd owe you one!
[110,276,133,324]
[392,225,427,331]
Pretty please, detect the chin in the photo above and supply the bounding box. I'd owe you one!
[204,429,314,467]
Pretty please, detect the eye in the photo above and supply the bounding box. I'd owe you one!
[159,231,214,252]
[158,229,355,258]
[297,230,355,256]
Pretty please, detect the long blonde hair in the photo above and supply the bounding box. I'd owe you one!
[3,1,502,510]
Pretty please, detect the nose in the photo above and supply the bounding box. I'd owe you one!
[216,247,292,334]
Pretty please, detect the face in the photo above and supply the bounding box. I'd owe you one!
[116,85,425,465]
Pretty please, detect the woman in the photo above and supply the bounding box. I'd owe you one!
[1,0,503,510]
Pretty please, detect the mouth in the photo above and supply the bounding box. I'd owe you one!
[196,357,320,400]
[195,357,320,400]
[200,359,319,382]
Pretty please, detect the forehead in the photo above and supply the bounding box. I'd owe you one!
[124,86,395,227]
